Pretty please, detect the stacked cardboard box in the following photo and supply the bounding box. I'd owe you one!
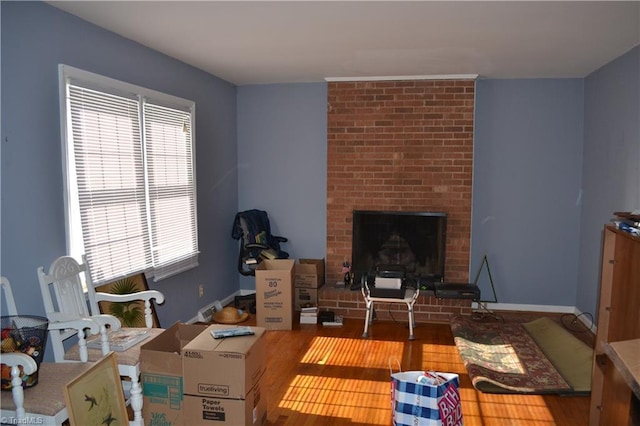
[255,259,295,330]
[294,258,325,311]
[141,323,267,425]
[182,324,267,425]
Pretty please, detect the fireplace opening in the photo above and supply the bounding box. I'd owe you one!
[351,210,447,284]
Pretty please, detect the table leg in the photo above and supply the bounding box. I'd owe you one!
[363,299,372,338]
[407,302,415,341]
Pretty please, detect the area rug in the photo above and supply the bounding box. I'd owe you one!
[450,315,593,395]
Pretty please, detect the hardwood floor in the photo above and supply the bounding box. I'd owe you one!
[256,313,592,426]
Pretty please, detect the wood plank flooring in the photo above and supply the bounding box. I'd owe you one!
[255,313,592,426]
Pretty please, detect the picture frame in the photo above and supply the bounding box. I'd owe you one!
[95,273,160,328]
[64,352,129,426]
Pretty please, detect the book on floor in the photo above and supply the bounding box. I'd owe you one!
[300,315,317,324]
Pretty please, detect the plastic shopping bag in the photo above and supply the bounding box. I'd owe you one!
[391,370,463,426]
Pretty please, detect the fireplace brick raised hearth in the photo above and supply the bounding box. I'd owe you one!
[318,285,473,324]
[324,78,476,322]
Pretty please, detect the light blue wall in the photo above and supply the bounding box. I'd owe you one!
[236,84,328,289]
[578,46,640,317]
[471,79,584,307]
[237,78,589,306]
[1,2,239,333]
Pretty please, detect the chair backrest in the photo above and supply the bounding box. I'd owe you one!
[38,256,93,321]
[1,276,19,316]
[37,256,98,362]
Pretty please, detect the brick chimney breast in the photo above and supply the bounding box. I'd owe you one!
[326,79,475,288]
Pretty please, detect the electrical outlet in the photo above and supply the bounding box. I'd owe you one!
[198,284,204,298]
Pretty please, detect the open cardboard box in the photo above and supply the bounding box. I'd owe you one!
[140,322,209,425]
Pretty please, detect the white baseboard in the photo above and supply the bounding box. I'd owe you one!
[185,315,200,324]
[185,289,257,324]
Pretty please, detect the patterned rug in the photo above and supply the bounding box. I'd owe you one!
[450,315,589,394]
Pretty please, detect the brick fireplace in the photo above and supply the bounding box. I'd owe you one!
[321,78,476,323]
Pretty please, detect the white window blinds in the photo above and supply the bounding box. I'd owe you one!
[60,65,198,284]
[144,103,198,280]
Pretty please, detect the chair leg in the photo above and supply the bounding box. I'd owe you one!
[129,375,144,426]
[362,300,372,338]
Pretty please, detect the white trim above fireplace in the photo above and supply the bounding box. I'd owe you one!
[325,74,479,82]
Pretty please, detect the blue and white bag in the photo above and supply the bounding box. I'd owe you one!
[391,370,463,426]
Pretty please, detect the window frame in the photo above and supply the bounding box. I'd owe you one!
[58,64,199,284]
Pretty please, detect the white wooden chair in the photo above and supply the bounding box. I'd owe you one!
[1,276,97,425]
[37,256,165,426]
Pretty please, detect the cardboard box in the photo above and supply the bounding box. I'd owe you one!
[182,324,267,399]
[141,322,209,426]
[255,259,295,330]
[183,380,267,426]
[296,258,325,288]
[294,287,319,311]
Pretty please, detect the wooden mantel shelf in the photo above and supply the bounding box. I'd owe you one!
[604,339,640,400]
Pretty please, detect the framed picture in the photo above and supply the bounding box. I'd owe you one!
[64,352,129,426]
[95,273,160,328]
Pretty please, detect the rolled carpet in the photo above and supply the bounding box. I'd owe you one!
[522,316,593,393]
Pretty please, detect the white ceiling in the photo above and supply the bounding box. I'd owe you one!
[48,1,640,86]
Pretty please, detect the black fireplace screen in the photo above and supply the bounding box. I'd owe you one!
[351,210,447,283]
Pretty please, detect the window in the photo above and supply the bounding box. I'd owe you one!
[59,65,198,285]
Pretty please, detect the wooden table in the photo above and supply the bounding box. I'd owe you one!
[603,339,640,400]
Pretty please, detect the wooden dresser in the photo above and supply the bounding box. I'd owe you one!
[589,225,640,425]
